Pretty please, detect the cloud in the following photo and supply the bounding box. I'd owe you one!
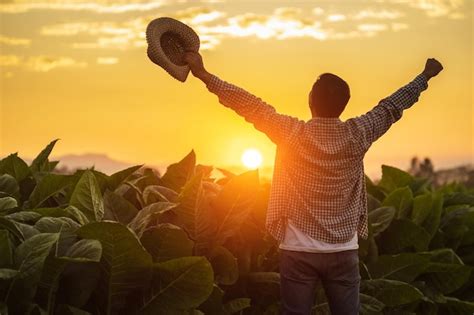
[388,0,465,18]
[97,56,118,64]
[312,7,324,15]
[0,55,87,71]
[40,7,226,50]
[352,9,404,20]
[36,5,416,53]
[327,14,346,22]
[42,19,144,50]
[391,22,409,31]
[0,55,21,66]
[41,21,137,37]
[194,10,327,43]
[357,23,388,33]
[0,0,166,14]
[0,35,31,46]
[172,6,225,24]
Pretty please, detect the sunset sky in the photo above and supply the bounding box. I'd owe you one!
[0,0,472,178]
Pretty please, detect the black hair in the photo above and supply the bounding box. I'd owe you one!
[310,73,350,117]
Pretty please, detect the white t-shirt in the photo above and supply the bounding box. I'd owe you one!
[279,219,359,253]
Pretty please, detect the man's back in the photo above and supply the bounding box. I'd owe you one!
[267,116,368,243]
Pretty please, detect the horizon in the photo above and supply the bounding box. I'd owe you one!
[1,0,472,176]
[3,147,472,181]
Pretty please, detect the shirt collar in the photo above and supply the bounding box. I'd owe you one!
[310,117,342,122]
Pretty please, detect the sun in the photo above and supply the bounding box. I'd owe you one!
[241,148,263,169]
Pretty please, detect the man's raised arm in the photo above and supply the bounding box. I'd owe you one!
[347,58,443,152]
[183,51,304,146]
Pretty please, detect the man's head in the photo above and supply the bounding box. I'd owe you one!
[309,73,350,118]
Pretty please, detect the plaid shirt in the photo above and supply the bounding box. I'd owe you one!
[206,73,428,243]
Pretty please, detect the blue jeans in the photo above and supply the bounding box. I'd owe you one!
[279,249,360,315]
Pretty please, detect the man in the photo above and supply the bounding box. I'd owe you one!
[183,51,443,315]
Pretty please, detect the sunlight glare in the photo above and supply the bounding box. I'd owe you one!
[241,148,263,169]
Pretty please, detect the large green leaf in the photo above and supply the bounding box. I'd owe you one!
[378,165,414,193]
[175,172,203,223]
[443,192,474,207]
[365,175,386,202]
[438,297,474,315]
[55,304,92,315]
[6,233,59,313]
[0,197,17,212]
[368,206,396,236]
[128,202,177,238]
[147,185,179,203]
[64,206,89,226]
[30,139,59,174]
[69,169,110,196]
[35,217,81,256]
[0,230,13,267]
[411,193,433,225]
[223,298,251,314]
[47,161,60,172]
[208,246,238,285]
[359,293,385,315]
[70,171,104,222]
[0,153,30,183]
[143,185,172,205]
[103,190,138,224]
[421,249,472,294]
[32,206,89,226]
[171,172,216,255]
[36,239,102,313]
[0,174,19,198]
[28,174,72,208]
[213,170,259,245]
[423,192,443,239]
[198,285,225,315]
[161,150,196,192]
[35,217,80,233]
[382,186,413,219]
[123,178,146,208]
[367,253,430,282]
[138,256,213,314]
[0,217,24,242]
[32,207,68,218]
[423,263,471,294]
[0,268,19,280]
[173,172,207,238]
[133,169,162,191]
[440,207,474,249]
[107,165,143,191]
[140,224,193,262]
[379,219,431,254]
[15,222,40,239]
[247,272,280,300]
[426,248,463,264]
[5,211,41,224]
[77,221,152,315]
[360,279,423,307]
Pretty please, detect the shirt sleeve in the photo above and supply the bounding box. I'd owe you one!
[206,74,305,146]
[346,74,429,152]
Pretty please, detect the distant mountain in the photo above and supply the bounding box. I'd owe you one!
[51,153,143,175]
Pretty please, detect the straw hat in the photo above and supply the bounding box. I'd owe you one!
[146,17,200,82]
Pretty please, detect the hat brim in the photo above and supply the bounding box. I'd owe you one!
[146,17,200,82]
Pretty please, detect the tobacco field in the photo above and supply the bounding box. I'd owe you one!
[0,140,473,314]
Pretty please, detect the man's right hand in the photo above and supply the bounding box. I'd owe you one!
[422,58,443,79]
[183,51,212,83]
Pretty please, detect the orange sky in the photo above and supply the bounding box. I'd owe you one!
[0,0,472,178]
